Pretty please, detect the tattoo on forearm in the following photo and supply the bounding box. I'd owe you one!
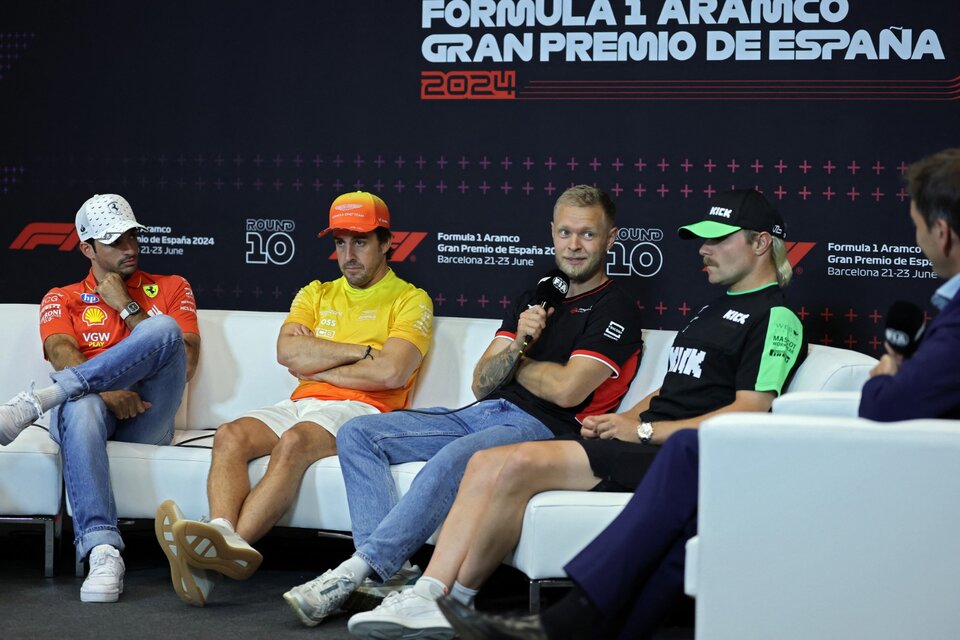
[475,346,522,396]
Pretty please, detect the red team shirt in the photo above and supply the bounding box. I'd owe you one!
[39,270,199,359]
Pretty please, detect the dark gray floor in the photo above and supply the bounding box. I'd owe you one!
[1,521,694,639]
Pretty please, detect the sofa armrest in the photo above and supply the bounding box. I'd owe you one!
[772,391,862,417]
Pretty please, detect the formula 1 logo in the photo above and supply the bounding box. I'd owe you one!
[326,231,428,263]
[9,223,80,251]
[785,242,816,269]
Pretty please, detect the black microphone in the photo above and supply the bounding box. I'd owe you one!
[884,300,926,357]
[521,270,570,350]
[534,269,570,311]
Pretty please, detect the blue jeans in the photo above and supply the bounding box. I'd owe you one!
[337,399,554,581]
[49,314,187,558]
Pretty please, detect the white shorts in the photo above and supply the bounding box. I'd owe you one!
[241,398,380,437]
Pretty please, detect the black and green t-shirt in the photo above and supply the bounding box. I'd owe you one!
[643,283,806,422]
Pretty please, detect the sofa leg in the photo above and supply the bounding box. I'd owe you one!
[44,518,54,578]
[529,581,541,613]
[528,579,574,613]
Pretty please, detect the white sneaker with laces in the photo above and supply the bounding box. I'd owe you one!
[0,388,43,446]
[347,583,454,640]
[343,564,423,612]
[80,545,125,603]
[283,569,358,627]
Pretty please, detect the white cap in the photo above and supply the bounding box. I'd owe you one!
[75,194,146,243]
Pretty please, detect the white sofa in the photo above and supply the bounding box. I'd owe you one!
[0,303,877,596]
[686,412,960,639]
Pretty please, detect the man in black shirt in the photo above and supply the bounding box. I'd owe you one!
[386,189,807,640]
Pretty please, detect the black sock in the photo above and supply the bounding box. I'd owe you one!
[541,586,603,640]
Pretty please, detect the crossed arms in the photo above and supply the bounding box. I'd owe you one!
[278,322,424,391]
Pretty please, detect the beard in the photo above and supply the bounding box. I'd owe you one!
[555,251,604,284]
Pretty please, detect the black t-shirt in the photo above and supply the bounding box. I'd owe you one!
[491,279,643,436]
[643,283,807,422]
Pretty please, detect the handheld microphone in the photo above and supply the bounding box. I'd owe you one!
[534,269,570,311]
[521,269,570,350]
[884,300,926,357]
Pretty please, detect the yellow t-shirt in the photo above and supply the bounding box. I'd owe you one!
[285,269,433,411]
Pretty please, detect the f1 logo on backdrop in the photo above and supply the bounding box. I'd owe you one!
[9,223,80,251]
[246,219,295,265]
[326,231,428,263]
[785,242,816,269]
[607,228,664,278]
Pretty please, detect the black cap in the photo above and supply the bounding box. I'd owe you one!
[678,189,786,240]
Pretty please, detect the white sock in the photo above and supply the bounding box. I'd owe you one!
[414,576,448,601]
[336,555,373,586]
[33,383,68,413]
[208,517,236,533]
[451,580,478,606]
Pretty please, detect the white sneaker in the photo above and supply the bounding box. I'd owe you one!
[80,545,124,603]
[343,564,423,612]
[347,585,454,640]
[0,389,42,446]
[155,500,219,606]
[172,517,262,580]
[283,569,358,627]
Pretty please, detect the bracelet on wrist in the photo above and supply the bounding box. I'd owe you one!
[361,345,373,361]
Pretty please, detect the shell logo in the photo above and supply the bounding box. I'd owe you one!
[82,306,108,327]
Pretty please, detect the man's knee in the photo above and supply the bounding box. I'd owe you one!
[663,429,699,457]
[493,444,549,491]
[58,395,109,441]
[272,423,335,466]
[212,420,264,458]
[459,448,507,494]
[138,313,181,337]
[336,413,380,451]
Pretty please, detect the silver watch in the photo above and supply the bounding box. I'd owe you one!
[119,301,141,320]
[637,421,654,444]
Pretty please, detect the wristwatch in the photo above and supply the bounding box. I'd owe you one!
[119,301,141,320]
[637,421,654,444]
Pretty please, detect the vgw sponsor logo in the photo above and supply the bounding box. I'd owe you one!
[9,223,80,251]
[246,219,295,265]
[327,231,428,263]
[607,228,664,278]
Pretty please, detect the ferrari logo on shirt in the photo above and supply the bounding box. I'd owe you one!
[143,284,159,298]
[82,306,108,327]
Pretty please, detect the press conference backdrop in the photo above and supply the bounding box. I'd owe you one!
[2,1,958,354]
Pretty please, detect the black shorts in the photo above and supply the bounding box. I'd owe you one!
[579,439,661,492]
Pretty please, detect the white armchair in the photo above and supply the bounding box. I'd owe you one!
[686,412,960,639]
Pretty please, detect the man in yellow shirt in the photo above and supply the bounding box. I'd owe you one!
[155,192,433,607]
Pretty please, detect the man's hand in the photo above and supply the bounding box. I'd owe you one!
[99,390,151,419]
[581,412,639,442]
[95,272,133,311]
[514,305,552,349]
[287,323,313,337]
[870,344,905,378]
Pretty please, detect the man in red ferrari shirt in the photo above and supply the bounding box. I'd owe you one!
[0,194,200,603]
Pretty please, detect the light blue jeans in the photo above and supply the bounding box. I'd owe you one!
[336,399,554,581]
[48,314,186,558]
